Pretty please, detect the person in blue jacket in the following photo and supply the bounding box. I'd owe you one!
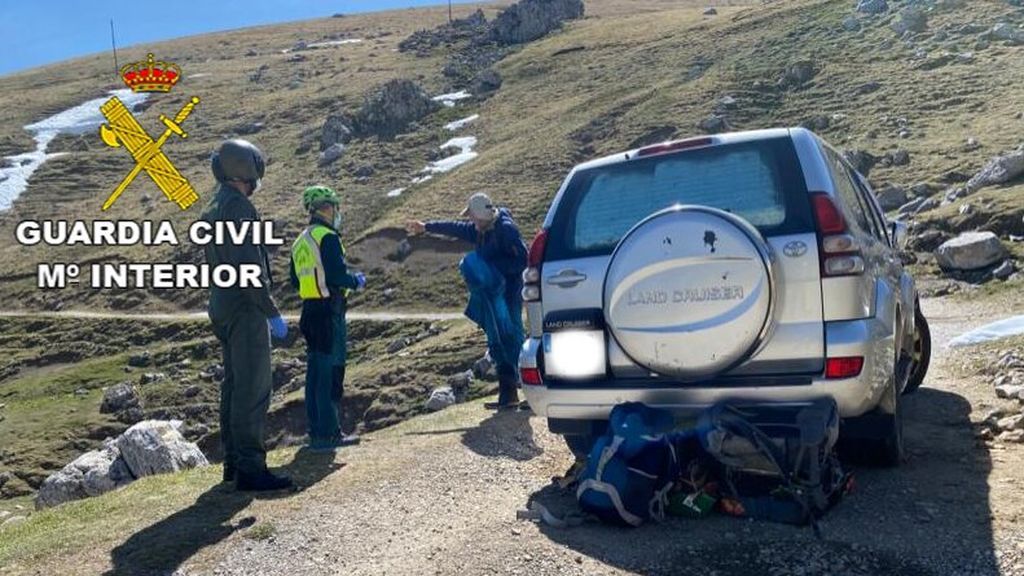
[407,192,528,410]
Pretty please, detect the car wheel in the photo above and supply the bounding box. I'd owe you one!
[902,304,931,395]
[876,388,905,467]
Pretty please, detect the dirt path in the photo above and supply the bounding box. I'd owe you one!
[58,296,1024,576]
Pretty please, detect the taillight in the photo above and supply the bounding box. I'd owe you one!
[527,229,548,268]
[810,193,863,278]
[811,193,846,235]
[825,356,864,379]
[523,229,548,302]
[636,137,714,157]
[521,367,543,386]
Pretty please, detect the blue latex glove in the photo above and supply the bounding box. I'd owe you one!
[268,315,288,339]
[355,272,367,291]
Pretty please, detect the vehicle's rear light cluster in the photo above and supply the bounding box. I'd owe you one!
[636,137,714,157]
[825,356,864,379]
[522,229,548,303]
[521,367,543,386]
[811,193,865,277]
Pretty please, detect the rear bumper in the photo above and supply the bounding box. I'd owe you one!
[519,315,894,421]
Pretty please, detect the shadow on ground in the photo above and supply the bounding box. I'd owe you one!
[461,409,543,461]
[527,388,997,576]
[104,448,342,576]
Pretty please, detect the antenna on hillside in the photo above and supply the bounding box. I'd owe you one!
[110,19,120,80]
[448,0,453,24]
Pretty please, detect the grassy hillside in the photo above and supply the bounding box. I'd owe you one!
[0,315,488,509]
[6,0,1019,313]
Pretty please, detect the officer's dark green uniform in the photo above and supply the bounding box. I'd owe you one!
[201,139,291,491]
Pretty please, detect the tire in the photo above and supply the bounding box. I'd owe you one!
[902,303,931,395]
[876,391,905,467]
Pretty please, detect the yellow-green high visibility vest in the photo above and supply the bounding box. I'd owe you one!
[291,224,348,300]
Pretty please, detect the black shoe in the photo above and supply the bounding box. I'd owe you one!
[484,400,519,411]
[236,471,294,492]
[222,464,236,483]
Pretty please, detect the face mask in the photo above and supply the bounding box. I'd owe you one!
[332,211,343,231]
[252,178,262,194]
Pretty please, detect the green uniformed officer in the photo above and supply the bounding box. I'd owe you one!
[201,139,292,492]
[289,186,364,451]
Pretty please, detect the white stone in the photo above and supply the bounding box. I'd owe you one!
[935,232,1008,271]
[425,387,456,412]
[117,420,209,479]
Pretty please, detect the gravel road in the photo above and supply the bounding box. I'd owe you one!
[135,296,1024,576]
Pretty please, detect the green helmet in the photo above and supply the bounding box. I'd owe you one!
[303,185,340,212]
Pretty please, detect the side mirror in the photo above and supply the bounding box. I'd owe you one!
[890,220,909,250]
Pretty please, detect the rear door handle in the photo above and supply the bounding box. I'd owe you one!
[547,269,587,288]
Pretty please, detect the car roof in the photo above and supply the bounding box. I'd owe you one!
[572,127,809,172]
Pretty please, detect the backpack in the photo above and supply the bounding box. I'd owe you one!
[576,403,680,527]
[696,398,852,534]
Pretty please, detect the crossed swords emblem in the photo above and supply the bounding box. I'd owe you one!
[98,95,200,211]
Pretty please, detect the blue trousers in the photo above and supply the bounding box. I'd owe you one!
[302,309,347,440]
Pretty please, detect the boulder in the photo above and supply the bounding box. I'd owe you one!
[856,0,889,14]
[891,8,928,34]
[320,114,353,150]
[425,387,456,411]
[490,0,585,45]
[995,384,1024,399]
[473,353,496,378]
[994,260,1016,280]
[697,115,730,134]
[472,68,503,95]
[116,420,208,479]
[127,351,151,367]
[779,60,818,88]
[875,184,908,211]
[318,143,346,167]
[704,7,718,16]
[991,23,1024,44]
[100,383,140,415]
[447,370,474,401]
[967,148,1024,191]
[842,16,862,31]
[353,79,440,138]
[935,232,1008,271]
[843,149,879,176]
[139,372,167,385]
[36,443,133,509]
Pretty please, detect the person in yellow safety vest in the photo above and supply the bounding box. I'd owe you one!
[288,186,365,451]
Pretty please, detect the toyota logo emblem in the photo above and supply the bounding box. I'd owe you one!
[783,240,808,258]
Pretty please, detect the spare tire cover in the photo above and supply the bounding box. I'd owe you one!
[603,206,775,380]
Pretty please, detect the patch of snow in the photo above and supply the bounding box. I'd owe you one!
[0,89,148,212]
[948,316,1024,347]
[423,137,478,175]
[432,90,472,108]
[410,175,434,185]
[188,73,210,79]
[281,38,363,53]
[386,188,406,198]
[445,114,479,131]
[309,39,363,48]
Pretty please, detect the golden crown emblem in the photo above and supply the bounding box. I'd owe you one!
[120,53,181,93]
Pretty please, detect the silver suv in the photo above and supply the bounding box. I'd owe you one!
[518,128,931,466]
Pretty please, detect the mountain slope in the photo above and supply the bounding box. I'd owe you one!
[0,0,1022,314]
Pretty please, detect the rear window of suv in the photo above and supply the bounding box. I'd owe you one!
[546,135,814,261]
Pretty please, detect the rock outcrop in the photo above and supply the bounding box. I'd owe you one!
[490,0,585,45]
[35,441,133,509]
[36,420,208,509]
[352,79,440,139]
